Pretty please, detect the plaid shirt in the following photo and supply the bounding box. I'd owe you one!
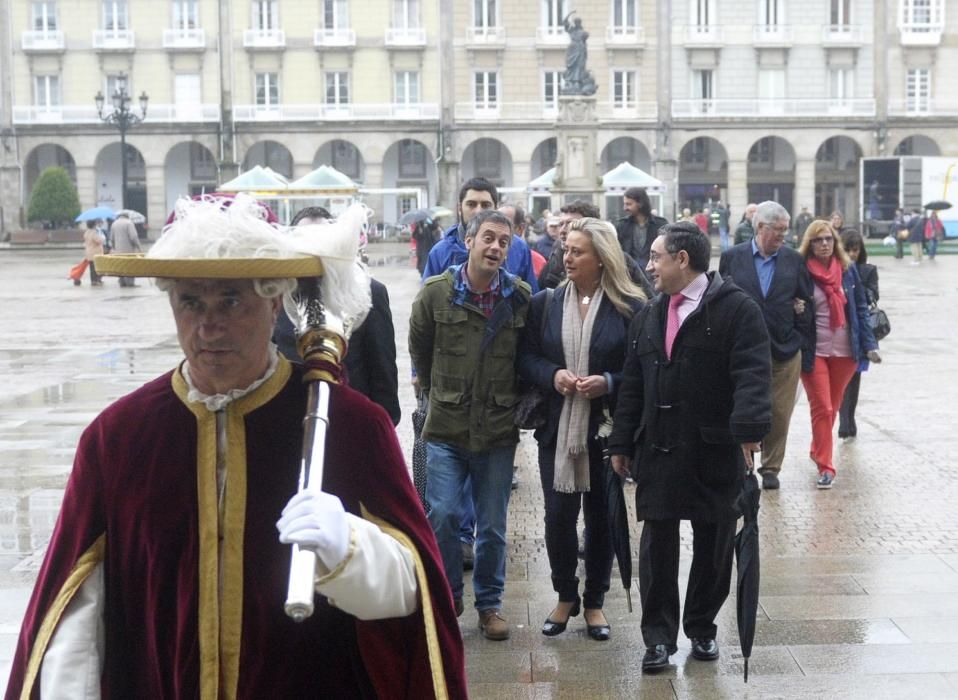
[459,265,501,318]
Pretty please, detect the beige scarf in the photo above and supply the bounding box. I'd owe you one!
[554,284,603,493]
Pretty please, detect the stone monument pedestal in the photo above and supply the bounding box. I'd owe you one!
[550,95,604,213]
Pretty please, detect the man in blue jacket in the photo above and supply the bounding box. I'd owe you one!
[422,177,539,293]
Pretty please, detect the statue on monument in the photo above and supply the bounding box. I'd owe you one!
[561,12,597,96]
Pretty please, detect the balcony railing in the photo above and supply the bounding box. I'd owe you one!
[454,101,656,122]
[163,28,206,49]
[752,24,793,46]
[243,29,285,49]
[822,24,865,46]
[466,26,506,45]
[21,30,65,52]
[92,29,135,50]
[685,24,723,46]
[899,23,943,46]
[314,27,356,47]
[536,26,568,46]
[597,101,658,120]
[672,98,876,118]
[232,102,440,121]
[888,98,958,116]
[606,25,646,46]
[12,103,220,125]
[384,27,426,46]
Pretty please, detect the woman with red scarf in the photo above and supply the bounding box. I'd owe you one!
[798,221,881,489]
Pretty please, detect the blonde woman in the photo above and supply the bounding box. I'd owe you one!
[518,217,646,641]
[798,221,881,489]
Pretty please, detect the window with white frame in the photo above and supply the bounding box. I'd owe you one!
[543,70,561,110]
[474,0,497,28]
[255,72,279,108]
[394,71,419,105]
[172,0,198,29]
[323,0,348,29]
[399,139,426,178]
[830,0,851,25]
[34,75,60,110]
[612,70,637,108]
[691,0,716,26]
[901,0,941,26]
[252,0,278,30]
[759,0,783,26]
[758,69,785,100]
[828,67,853,102]
[31,2,57,31]
[105,74,128,99]
[906,68,930,111]
[393,0,420,29]
[103,1,128,31]
[473,71,498,109]
[541,0,567,27]
[692,69,713,100]
[326,72,350,105]
[612,0,639,28]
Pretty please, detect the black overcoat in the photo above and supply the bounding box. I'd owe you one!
[607,272,772,522]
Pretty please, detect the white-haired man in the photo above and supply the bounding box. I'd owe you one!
[6,195,466,699]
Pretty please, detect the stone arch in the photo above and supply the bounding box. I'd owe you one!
[678,137,728,213]
[814,136,863,223]
[893,135,941,156]
[164,142,219,216]
[601,137,652,173]
[747,136,796,215]
[530,138,557,179]
[94,142,147,213]
[460,137,513,188]
[313,140,365,183]
[381,138,437,223]
[242,140,294,178]
[24,144,76,202]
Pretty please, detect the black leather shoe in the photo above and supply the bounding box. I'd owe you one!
[761,472,780,490]
[691,637,719,661]
[641,645,673,672]
[454,598,464,617]
[585,608,611,641]
[541,598,580,636]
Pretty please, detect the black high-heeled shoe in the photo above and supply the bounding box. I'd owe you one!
[585,609,611,641]
[541,598,581,636]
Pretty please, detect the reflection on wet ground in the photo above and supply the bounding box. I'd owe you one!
[2,245,958,697]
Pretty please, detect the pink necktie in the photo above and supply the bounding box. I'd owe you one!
[665,293,684,359]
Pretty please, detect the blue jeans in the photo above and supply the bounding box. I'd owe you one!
[719,226,729,252]
[426,441,516,610]
[459,478,476,545]
[928,237,939,259]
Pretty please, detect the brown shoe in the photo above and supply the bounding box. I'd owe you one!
[478,609,510,640]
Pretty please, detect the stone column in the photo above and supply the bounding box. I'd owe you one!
[75,166,98,216]
[794,159,816,216]
[145,164,165,239]
[552,96,602,207]
[727,159,749,216]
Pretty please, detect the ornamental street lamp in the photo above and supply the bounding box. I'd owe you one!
[95,73,148,210]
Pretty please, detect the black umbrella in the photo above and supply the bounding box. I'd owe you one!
[735,467,761,682]
[923,200,952,211]
[399,208,432,226]
[604,451,633,612]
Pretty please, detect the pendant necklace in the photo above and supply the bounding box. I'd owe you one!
[580,286,599,305]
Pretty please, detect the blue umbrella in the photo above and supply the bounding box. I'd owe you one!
[75,206,116,222]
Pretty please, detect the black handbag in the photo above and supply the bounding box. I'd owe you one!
[515,289,554,430]
[868,304,890,341]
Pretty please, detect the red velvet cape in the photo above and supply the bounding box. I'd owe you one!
[5,360,467,699]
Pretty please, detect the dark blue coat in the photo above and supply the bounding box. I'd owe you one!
[517,284,643,446]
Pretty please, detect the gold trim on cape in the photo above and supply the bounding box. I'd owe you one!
[20,534,106,700]
[95,254,324,279]
[173,358,292,700]
[360,505,449,700]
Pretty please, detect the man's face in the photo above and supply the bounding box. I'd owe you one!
[623,196,640,218]
[171,279,281,396]
[546,220,560,240]
[558,212,582,248]
[745,204,758,222]
[755,217,789,255]
[465,220,512,276]
[646,235,684,295]
[459,189,496,226]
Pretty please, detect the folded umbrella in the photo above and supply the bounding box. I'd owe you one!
[75,206,116,222]
[734,467,761,682]
[604,445,633,612]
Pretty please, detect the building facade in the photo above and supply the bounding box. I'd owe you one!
[0,0,955,234]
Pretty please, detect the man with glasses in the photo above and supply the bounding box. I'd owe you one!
[719,201,813,490]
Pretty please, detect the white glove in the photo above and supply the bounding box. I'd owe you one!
[277,490,351,571]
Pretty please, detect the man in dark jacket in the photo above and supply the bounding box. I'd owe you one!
[409,209,531,641]
[719,201,812,490]
[615,186,668,269]
[733,203,758,244]
[609,222,771,672]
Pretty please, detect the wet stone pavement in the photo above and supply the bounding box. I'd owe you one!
[1,244,957,698]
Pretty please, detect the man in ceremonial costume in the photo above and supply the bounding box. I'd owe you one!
[5,195,467,699]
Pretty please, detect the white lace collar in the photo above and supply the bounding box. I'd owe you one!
[182,344,280,412]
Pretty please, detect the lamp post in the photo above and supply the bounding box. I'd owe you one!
[95,73,148,210]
